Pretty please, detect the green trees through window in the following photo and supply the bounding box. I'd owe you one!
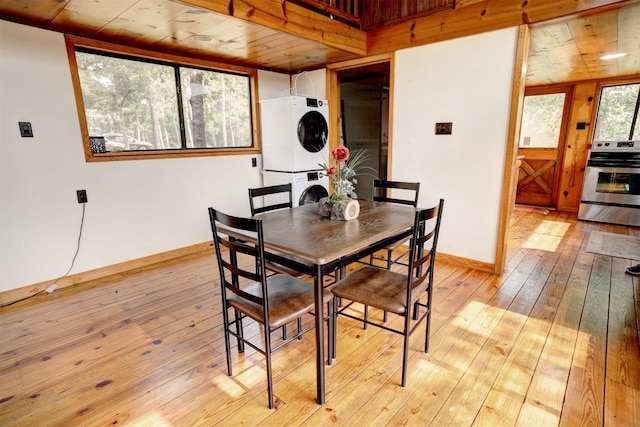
[593,83,640,141]
[75,48,253,154]
[519,93,566,148]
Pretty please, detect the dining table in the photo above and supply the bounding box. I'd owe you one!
[224,199,417,404]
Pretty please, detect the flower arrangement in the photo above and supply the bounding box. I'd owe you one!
[317,145,372,220]
[319,145,369,202]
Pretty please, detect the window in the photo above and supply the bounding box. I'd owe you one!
[519,93,566,148]
[67,38,258,160]
[593,82,640,141]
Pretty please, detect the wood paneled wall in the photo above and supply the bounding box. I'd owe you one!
[553,75,640,213]
[359,0,455,29]
[557,82,597,212]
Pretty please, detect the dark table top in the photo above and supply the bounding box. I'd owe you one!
[252,199,416,266]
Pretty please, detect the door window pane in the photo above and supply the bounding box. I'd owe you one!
[519,93,566,148]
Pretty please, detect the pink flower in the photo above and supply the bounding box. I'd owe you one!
[332,146,349,163]
[326,166,337,175]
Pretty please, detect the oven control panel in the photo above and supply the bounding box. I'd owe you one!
[592,140,640,152]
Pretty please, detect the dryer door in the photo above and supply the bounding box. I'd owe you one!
[297,111,328,153]
[299,184,328,205]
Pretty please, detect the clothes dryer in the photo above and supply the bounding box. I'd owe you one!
[262,170,329,207]
[260,96,329,172]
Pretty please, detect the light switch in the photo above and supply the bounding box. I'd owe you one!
[435,122,452,135]
[18,122,33,138]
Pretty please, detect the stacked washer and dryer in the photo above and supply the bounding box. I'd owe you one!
[259,96,330,206]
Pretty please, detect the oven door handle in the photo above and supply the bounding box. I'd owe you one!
[588,161,640,168]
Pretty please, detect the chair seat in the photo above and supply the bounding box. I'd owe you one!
[331,266,428,314]
[228,274,332,329]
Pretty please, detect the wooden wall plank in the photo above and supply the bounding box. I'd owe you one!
[367,0,630,57]
[556,82,597,213]
[495,24,529,274]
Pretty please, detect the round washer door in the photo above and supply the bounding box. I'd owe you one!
[299,184,328,206]
[297,111,328,153]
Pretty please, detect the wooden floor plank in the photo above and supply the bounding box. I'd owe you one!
[605,377,640,426]
[380,250,548,425]
[559,231,612,427]
[0,210,639,426]
[338,267,518,426]
[607,257,640,389]
[474,217,588,426]
[429,215,581,426]
[513,221,595,426]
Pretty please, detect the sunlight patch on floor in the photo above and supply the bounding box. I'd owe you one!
[522,220,570,252]
[127,412,173,427]
[212,372,250,399]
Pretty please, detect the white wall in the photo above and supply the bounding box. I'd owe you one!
[393,27,518,264]
[0,21,294,292]
[259,68,326,100]
[257,70,291,100]
[292,69,326,99]
[0,19,517,292]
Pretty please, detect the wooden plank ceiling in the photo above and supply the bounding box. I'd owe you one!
[0,0,638,85]
[527,1,640,85]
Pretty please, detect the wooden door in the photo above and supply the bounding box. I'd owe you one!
[516,88,571,207]
[516,148,559,206]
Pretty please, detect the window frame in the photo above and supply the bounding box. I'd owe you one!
[518,88,570,149]
[591,77,640,143]
[65,36,260,162]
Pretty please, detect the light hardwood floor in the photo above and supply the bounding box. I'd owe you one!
[1,208,639,426]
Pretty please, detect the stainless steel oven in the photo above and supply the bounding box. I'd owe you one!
[578,141,640,226]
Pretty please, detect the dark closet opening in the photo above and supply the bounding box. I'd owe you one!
[338,62,390,200]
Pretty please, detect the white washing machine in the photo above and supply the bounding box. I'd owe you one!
[262,170,329,207]
[260,96,329,172]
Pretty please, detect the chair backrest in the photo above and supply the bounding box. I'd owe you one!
[373,180,420,207]
[248,183,293,215]
[407,199,444,293]
[208,208,269,313]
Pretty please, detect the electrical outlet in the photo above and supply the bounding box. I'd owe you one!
[251,157,257,167]
[77,189,88,204]
[18,122,33,137]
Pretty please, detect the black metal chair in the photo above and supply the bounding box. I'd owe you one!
[370,180,421,269]
[209,207,333,409]
[248,184,303,278]
[364,180,421,324]
[249,183,338,342]
[331,199,444,387]
[249,183,338,279]
[249,183,293,215]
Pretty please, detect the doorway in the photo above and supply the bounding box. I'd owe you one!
[329,57,392,200]
[516,86,571,207]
